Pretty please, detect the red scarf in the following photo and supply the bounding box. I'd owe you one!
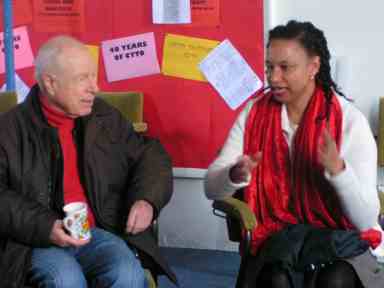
[243,87,354,253]
[41,96,95,227]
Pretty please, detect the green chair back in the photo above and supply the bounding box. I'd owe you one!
[97,91,147,133]
[0,91,18,113]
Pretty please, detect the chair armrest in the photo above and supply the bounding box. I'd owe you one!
[213,197,257,231]
[379,191,384,216]
[145,269,157,288]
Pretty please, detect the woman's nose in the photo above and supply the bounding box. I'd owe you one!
[268,67,282,84]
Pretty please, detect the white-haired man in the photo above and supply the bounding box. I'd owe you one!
[0,36,175,287]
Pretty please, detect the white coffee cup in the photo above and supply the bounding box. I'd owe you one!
[63,202,91,240]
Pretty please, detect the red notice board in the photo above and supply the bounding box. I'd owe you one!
[0,0,264,168]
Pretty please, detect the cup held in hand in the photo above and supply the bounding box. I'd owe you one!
[63,202,91,240]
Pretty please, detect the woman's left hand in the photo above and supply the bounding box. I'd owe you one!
[318,128,345,176]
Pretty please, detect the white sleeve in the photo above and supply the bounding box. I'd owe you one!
[328,102,380,230]
[204,101,253,200]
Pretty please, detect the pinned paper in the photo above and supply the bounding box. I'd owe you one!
[86,45,100,76]
[190,0,220,27]
[33,0,85,33]
[1,73,30,103]
[101,32,160,82]
[0,26,34,74]
[0,0,33,31]
[152,0,191,24]
[162,34,219,82]
[199,39,263,110]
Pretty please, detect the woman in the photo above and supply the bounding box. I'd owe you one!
[205,20,384,288]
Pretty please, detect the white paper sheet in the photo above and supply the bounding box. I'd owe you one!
[0,73,30,103]
[199,39,262,110]
[152,0,191,24]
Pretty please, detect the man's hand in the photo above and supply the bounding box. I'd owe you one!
[49,220,90,247]
[229,152,262,184]
[318,128,345,176]
[126,200,154,235]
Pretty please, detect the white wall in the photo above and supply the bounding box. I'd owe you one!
[159,1,384,251]
[267,0,384,133]
[159,176,210,248]
[159,172,238,251]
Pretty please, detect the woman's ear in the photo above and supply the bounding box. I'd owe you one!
[310,55,321,79]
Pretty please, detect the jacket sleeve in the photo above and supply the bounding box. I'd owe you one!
[0,143,57,247]
[205,100,254,200]
[123,124,173,219]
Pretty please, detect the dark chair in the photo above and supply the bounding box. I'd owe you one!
[212,190,256,288]
[212,190,384,288]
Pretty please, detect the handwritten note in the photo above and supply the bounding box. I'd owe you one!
[152,0,191,24]
[0,26,34,74]
[101,32,160,82]
[162,34,219,81]
[199,39,263,110]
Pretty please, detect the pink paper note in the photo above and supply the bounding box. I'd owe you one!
[0,26,34,74]
[101,32,160,82]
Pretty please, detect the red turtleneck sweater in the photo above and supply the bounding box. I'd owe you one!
[41,96,95,227]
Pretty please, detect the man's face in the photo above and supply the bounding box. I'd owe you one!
[43,47,99,118]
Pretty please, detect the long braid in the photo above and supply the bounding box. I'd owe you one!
[268,20,347,121]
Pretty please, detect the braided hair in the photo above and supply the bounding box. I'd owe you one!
[267,20,346,120]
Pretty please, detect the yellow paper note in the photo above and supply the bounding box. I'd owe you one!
[86,45,100,75]
[162,34,219,82]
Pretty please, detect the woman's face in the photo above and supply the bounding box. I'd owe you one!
[266,39,320,107]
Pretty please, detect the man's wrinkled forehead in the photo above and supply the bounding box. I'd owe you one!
[53,46,93,74]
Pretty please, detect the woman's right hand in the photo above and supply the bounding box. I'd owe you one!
[229,152,262,183]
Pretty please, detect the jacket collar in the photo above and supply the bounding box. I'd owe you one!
[21,84,51,131]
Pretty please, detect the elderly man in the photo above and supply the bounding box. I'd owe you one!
[0,36,175,287]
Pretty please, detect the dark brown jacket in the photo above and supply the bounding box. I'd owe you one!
[0,85,176,287]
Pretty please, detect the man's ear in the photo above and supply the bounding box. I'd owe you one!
[41,73,56,96]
